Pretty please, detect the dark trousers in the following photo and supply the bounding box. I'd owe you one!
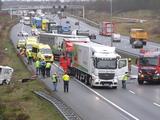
[41,66,45,78]
[63,81,69,92]
[36,67,40,75]
[28,57,32,65]
[53,82,57,91]
[45,68,51,77]
[122,80,126,88]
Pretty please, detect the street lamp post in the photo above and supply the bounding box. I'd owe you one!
[110,0,113,47]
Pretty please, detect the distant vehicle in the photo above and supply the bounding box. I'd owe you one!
[66,21,70,24]
[45,21,57,33]
[99,22,115,36]
[0,66,14,85]
[61,24,71,34]
[20,19,24,24]
[112,33,121,42]
[23,17,30,26]
[17,31,29,37]
[130,28,149,48]
[132,40,143,48]
[32,17,42,28]
[137,49,160,85]
[75,21,79,26]
[89,34,96,39]
[17,39,26,49]
[42,19,49,31]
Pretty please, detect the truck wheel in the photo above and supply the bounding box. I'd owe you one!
[89,77,94,88]
[138,79,144,85]
[2,80,7,85]
[84,77,88,85]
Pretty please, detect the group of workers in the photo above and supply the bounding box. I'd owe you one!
[23,49,131,91]
[35,58,52,78]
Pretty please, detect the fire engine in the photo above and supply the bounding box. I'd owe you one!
[137,49,160,84]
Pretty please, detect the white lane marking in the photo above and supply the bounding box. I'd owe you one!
[52,63,140,120]
[75,79,140,120]
[129,90,136,94]
[153,102,160,108]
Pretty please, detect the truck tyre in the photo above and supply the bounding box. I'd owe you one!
[89,77,94,88]
[2,80,7,85]
[143,41,147,45]
[84,77,88,85]
[138,79,144,85]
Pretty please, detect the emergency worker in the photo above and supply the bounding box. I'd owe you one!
[51,73,58,91]
[45,62,51,77]
[62,72,70,92]
[122,72,129,89]
[35,59,40,75]
[40,59,46,78]
[28,50,32,65]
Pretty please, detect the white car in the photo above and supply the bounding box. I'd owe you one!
[112,33,121,42]
[18,31,29,37]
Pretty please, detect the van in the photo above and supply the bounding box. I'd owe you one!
[37,43,54,63]
[25,37,38,57]
[0,66,14,85]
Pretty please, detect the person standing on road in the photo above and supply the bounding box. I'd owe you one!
[40,59,46,78]
[51,72,58,91]
[35,59,40,75]
[122,72,129,89]
[62,72,70,92]
[45,62,51,77]
[27,50,32,65]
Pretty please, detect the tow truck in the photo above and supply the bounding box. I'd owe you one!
[137,49,160,84]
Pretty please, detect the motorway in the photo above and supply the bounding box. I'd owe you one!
[10,16,160,120]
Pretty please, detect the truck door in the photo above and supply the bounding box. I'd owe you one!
[116,58,128,80]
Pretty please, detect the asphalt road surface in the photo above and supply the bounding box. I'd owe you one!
[10,21,160,120]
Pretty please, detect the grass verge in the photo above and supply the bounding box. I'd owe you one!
[0,13,63,120]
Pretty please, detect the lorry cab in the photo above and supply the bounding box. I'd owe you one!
[99,22,115,36]
[137,50,160,84]
[90,45,128,87]
[37,43,54,63]
[0,66,14,85]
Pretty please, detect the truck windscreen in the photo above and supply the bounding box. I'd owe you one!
[40,49,52,54]
[139,57,158,66]
[95,58,117,69]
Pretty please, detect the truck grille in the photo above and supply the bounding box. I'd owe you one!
[142,69,155,74]
[98,73,115,80]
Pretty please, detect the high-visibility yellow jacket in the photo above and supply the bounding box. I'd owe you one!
[46,62,51,68]
[35,60,40,68]
[62,74,70,81]
[52,74,58,83]
[122,74,129,81]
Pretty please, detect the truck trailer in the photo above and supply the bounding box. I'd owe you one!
[69,42,128,88]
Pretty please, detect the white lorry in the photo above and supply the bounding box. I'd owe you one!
[0,66,14,85]
[71,42,128,88]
